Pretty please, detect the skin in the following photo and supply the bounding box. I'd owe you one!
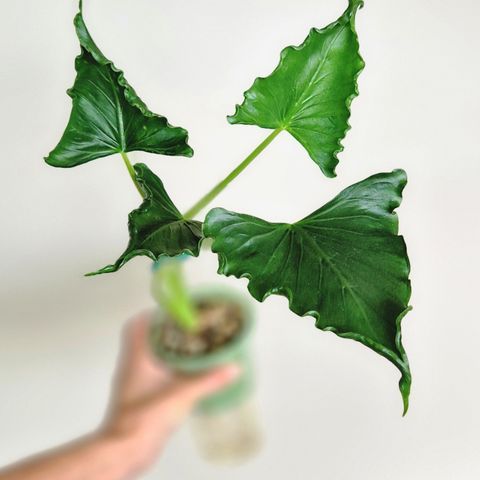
[0,313,240,480]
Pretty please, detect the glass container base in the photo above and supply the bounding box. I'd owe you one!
[190,397,262,465]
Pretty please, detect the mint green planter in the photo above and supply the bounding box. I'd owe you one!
[150,285,255,414]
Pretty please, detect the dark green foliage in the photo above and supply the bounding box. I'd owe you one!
[45,4,192,168]
[229,0,365,177]
[204,170,411,412]
[87,164,202,276]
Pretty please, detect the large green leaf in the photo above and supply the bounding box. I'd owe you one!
[204,170,412,413]
[87,163,202,275]
[45,3,192,167]
[228,0,365,178]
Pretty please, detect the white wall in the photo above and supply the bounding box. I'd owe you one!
[1,0,479,478]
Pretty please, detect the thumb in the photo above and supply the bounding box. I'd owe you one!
[145,365,241,434]
[161,364,241,413]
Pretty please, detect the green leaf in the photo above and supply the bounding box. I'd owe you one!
[228,0,365,178]
[45,3,192,168]
[204,169,412,413]
[87,163,202,275]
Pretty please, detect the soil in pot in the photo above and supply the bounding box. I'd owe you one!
[157,300,244,356]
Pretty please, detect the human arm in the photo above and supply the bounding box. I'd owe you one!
[0,313,239,480]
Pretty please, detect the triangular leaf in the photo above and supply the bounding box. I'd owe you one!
[204,169,412,413]
[45,4,192,167]
[87,163,202,275]
[228,0,365,177]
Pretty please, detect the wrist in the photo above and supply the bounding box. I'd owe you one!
[92,428,146,480]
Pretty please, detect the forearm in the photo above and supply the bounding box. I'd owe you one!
[0,431,143,480]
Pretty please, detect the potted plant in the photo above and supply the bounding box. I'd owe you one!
[45,0,412,446]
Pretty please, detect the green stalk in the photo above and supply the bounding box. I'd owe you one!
[151,259,198,331]
[120,151,145,198]
[183,128,283,219]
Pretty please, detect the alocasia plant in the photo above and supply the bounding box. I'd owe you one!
[46,0,412,414]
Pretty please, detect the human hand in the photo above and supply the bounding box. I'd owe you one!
[99,312,241,476]
[0,312,238,480]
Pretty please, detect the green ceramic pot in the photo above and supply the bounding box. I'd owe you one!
[149,284,255,414]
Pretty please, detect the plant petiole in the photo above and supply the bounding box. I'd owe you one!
[120,151,145,198]
[183,127,283,219]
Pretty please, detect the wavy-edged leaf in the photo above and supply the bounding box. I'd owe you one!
[45,3,192,167]
[229,0,365,177]
[204,169,412,413]
[87,163,202,275]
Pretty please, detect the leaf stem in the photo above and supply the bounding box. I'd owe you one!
[120,151,145,198]
[183,128,283,219]
[151,258,198,332]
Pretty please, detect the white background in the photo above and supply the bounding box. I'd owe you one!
[1,0,479,478]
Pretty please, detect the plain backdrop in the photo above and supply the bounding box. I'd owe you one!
[1,0,479,478]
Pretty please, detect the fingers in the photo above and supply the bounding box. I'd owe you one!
[121,312,168,372]
[113,313,171,404]
[117,314,241,424]
[121,311,151,361]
